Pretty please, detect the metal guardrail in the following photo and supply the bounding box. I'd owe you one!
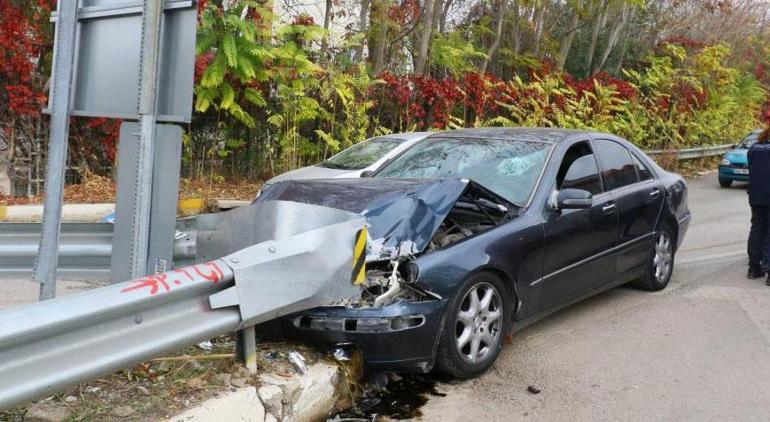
[0,260,240,408]
[0,201,364,409]
[0,222,195,280]
[645,144,734,160]
[0,223,113,280]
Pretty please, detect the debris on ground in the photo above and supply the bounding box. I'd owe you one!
[527,385,542,394]
[334,373,448,420]
[24,399,72,422]
[333,348,351,362]
[0,336,326,421]
[196,340,215,351]
[288,351,308,375]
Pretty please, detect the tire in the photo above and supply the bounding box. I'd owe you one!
[719,177,733,188]
[435,272,510,379]
[635,225,675,291]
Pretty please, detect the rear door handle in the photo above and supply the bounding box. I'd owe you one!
[602,203,616,214]
[649,189,661,200]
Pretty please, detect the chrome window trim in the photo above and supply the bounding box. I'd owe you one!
[529,232,654,288]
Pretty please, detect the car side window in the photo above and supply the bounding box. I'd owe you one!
[632,154,653,181]
[594,139,638,190]
[557,142,603,195]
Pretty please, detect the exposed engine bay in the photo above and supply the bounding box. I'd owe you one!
[361,188,514,308]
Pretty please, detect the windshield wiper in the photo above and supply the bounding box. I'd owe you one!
[476,197,509,214]
[319,161,345,169]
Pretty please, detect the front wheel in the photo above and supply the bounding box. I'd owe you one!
[635,226,675,291]
[719,177,733,188]
[435,272,509,379]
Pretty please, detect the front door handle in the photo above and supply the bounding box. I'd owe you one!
[602,203,617,214]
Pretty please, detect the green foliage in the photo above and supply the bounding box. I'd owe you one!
[190,2,765,182]
[486,45,764,151]
[430,32,488,77]
[191,4,383,178]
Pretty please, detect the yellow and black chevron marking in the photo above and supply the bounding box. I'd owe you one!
[352,227,367,284]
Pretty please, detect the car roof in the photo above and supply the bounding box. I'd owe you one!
[423,127,594,143]
[379,132,432,142]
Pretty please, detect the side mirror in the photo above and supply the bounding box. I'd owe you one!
[556,188,593,210]
[360,170,374,178]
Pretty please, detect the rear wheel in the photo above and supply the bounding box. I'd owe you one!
[719,177,733,188]
[635,225,675,291]
[436,272,509,379]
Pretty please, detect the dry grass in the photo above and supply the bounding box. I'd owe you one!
[0,173,262,206]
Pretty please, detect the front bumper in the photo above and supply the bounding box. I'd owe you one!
[718,165,749,182]
[283,298,448,373]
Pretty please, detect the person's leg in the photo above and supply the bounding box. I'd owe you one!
[762,207,770,285]
[748,206,767,278]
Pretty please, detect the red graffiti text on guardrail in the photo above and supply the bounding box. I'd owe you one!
[120,261,225,295]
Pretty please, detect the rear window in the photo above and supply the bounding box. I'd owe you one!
[594,139,638,190]
[320,137,403,170]
[739,132,761,148]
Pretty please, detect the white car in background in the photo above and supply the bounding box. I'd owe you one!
[263,132,430,187]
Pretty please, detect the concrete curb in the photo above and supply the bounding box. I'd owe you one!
[166,363,343,422]
[0,199,247,222]
[0,204,115,223]
[167,387,265,422]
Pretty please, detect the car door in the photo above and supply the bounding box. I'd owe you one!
[540,141,620,307]
[592,139,664,278]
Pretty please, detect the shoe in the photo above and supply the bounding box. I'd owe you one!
[748,266,765,279]
[766,275,770,286]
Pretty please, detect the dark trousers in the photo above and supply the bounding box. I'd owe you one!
[748,205,770,271]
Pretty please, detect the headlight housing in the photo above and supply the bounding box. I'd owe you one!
[720,158,731,166]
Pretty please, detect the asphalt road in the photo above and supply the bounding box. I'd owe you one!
[420,174,770,421]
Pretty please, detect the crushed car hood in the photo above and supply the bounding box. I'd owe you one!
[257,178,513,260]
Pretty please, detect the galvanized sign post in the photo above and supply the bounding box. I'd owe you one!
[40,0,198,299]
[34,0,79,301]
[130,0,164,279]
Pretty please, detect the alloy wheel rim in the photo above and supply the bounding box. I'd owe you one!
[653,231,673,283]
[455,282,503,364]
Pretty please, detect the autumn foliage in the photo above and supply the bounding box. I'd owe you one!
[0,0,768,195]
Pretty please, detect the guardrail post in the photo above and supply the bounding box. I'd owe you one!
[235,326,258,374]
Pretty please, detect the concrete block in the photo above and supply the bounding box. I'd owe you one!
[166,387,265,422]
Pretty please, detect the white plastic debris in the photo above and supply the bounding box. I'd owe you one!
[197,340,215,351]
[288,351,307,375]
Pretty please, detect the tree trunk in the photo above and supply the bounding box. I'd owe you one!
[352,0,371,63]
[533,2,546,58]
[368,0,391,74]
[511,0,521,56]
[439,0,453,34]
[586,0,608,77]
[556,12,580,70]
[594,4,631,74]
[414,0,441,75]
[320,0,333,63]
[480,0,507,75]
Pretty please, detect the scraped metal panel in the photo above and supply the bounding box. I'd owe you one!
[207,201,366,326]
[192,200,367,262]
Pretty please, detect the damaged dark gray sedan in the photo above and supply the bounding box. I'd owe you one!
[258,128,691,378]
